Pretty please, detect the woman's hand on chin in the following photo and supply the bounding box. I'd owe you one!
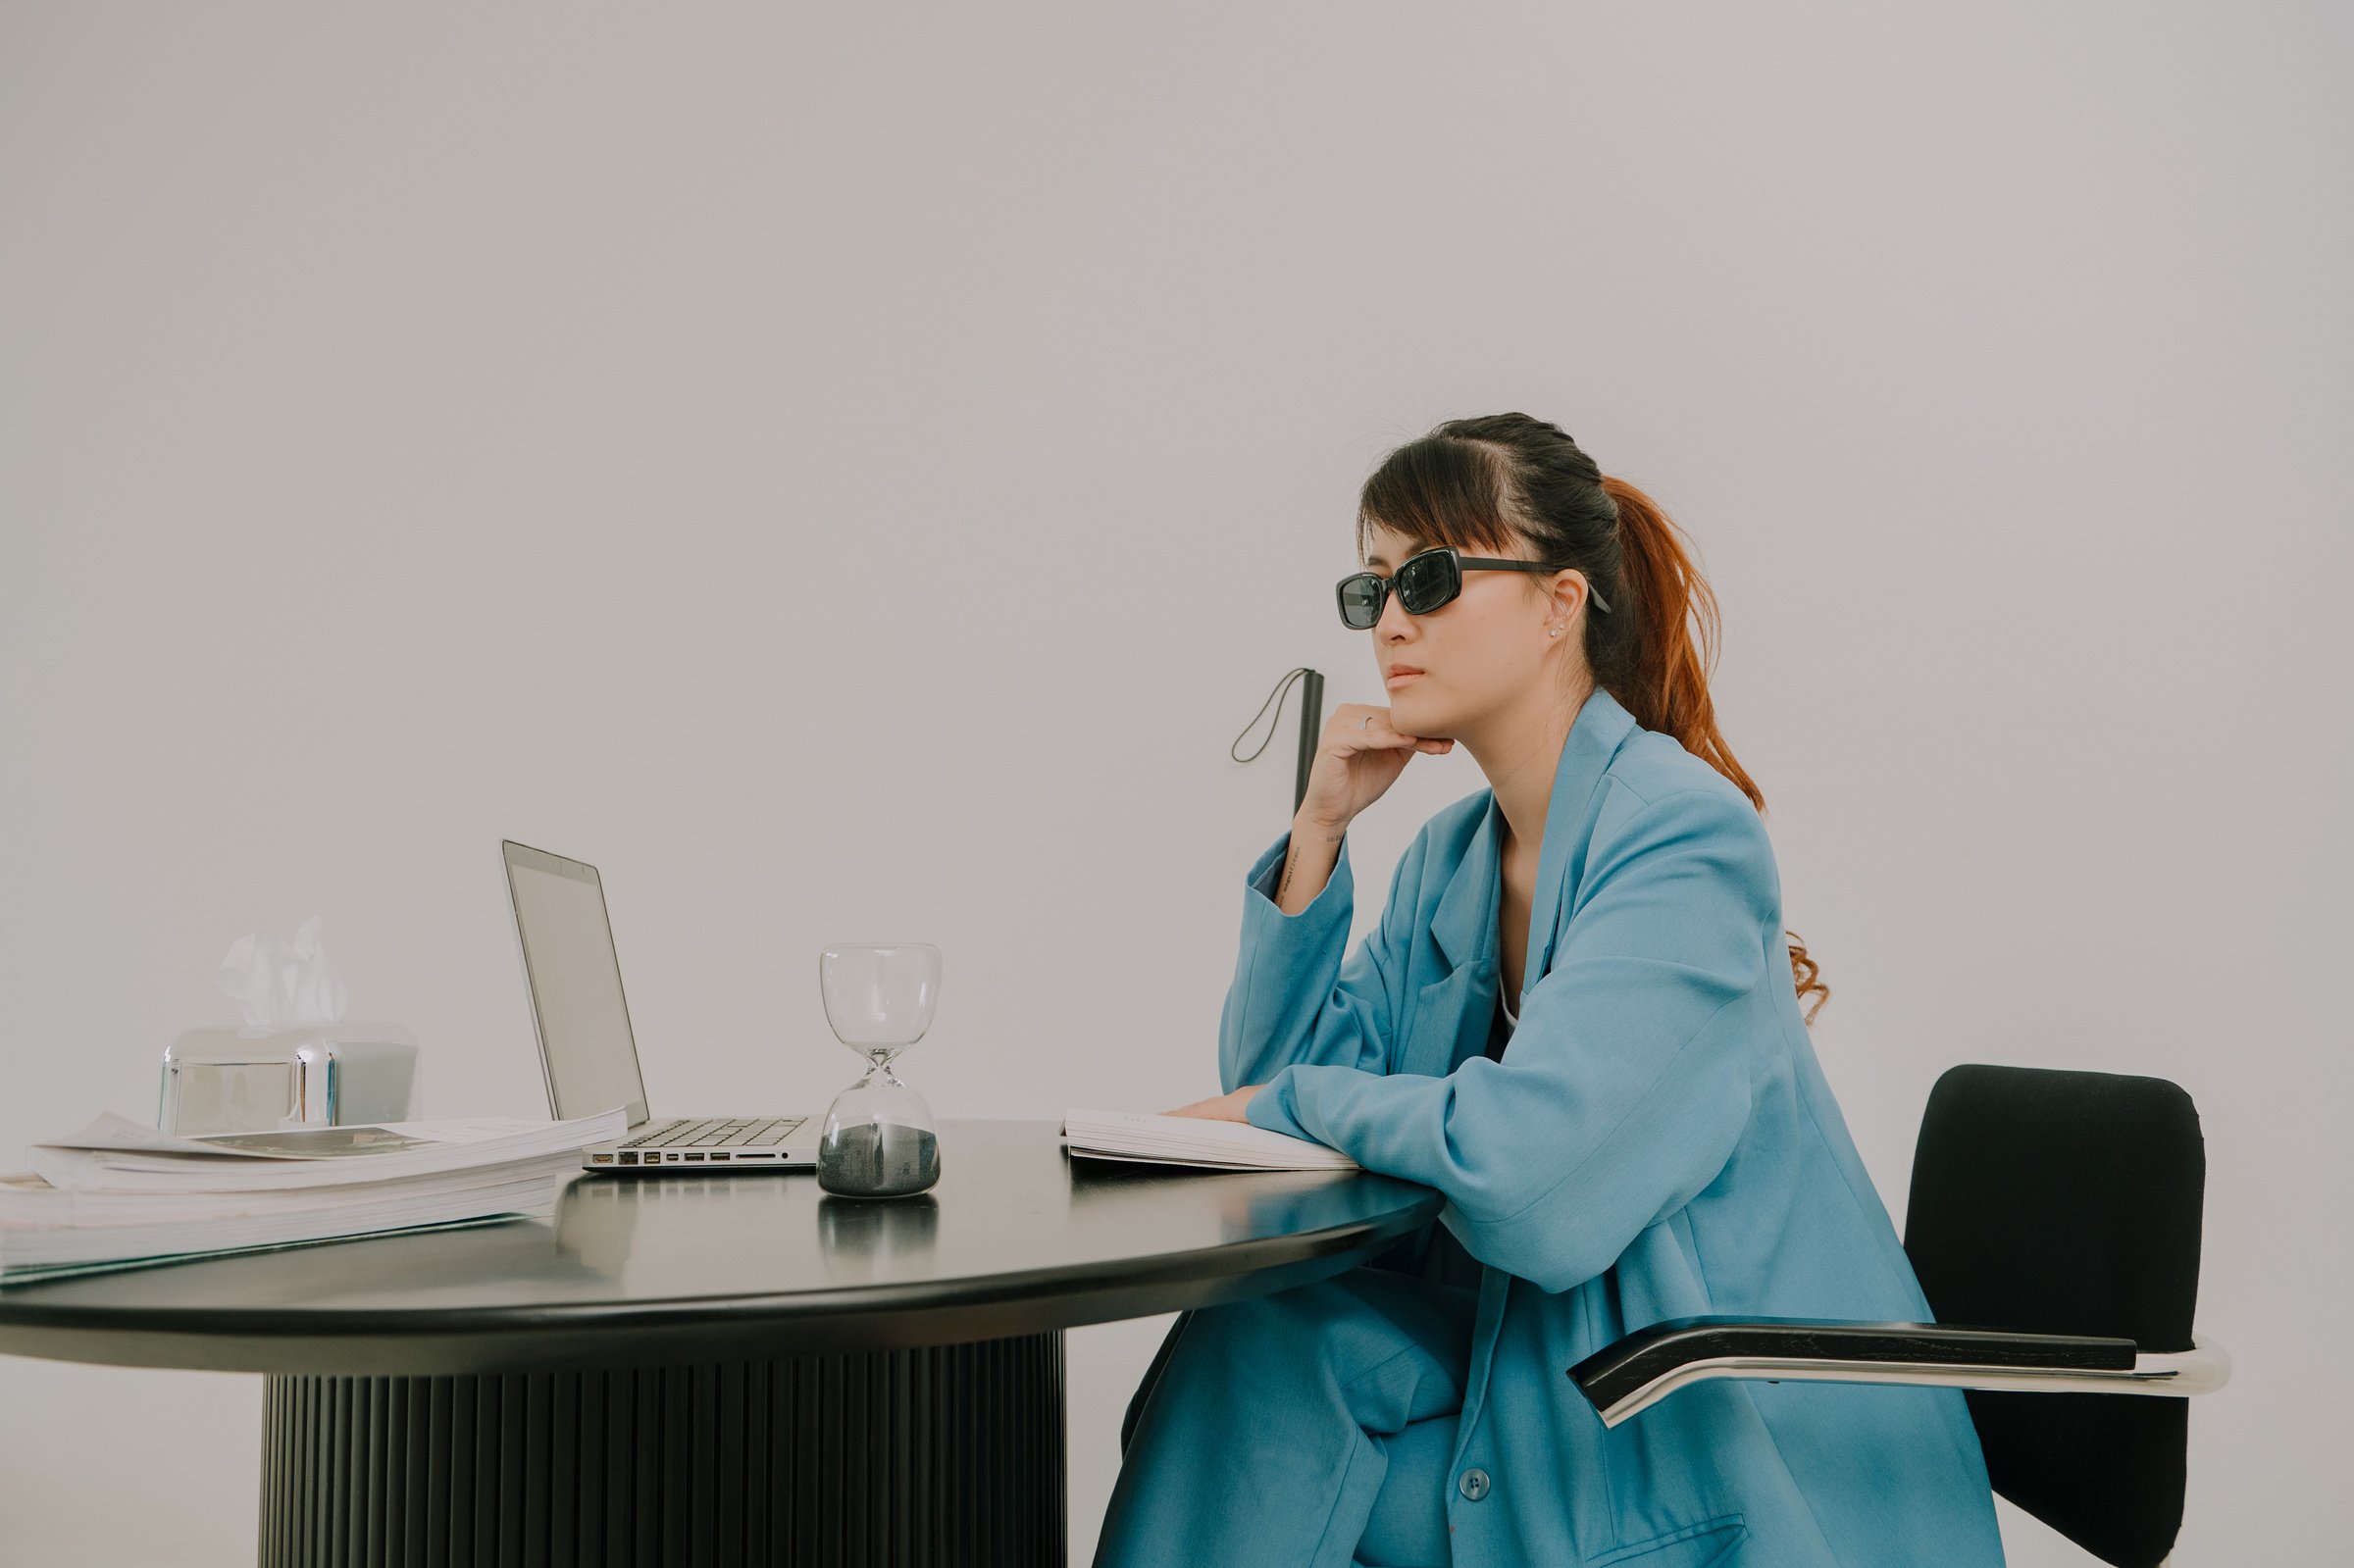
[1162,1086,1263,1124]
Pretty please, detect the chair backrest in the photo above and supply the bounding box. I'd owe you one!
[1902,1064,2205,1568]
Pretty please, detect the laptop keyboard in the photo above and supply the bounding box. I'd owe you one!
[622,1117,804,1149]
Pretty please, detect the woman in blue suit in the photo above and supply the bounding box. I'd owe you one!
[1093,414,2007,1567]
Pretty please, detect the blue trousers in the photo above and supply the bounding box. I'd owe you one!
[1094,1264,1482,1568]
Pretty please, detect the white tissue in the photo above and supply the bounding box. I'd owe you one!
[217,915,350,1029]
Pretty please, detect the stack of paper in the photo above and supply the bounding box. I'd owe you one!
[0,1108,628,1285]
[1060,1107,1358,1171]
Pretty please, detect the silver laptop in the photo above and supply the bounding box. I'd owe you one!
[502,839,812,1174]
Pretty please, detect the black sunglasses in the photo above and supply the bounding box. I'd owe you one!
[1336,546,1611,631]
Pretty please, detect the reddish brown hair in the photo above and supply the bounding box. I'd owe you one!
[1358,414,1830,1023]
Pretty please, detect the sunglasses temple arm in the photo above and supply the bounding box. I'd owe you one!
[1505,559,1612,615]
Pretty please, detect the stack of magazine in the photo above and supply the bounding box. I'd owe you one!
[0,1108,627,1286]
[1060,1107,1359,1171]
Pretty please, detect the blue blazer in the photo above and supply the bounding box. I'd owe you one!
[1234,684,2007,1566]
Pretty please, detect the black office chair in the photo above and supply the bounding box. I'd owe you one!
[1568,1065,2229,1568]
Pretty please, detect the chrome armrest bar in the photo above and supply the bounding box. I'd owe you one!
[1569,1317,2230,1430]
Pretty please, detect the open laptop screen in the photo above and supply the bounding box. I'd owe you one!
[503,841,651,1125]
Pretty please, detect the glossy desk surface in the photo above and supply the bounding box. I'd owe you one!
[0,1119,1444,1376]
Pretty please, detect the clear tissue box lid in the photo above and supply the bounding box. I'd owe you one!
[164,1021,419,1063]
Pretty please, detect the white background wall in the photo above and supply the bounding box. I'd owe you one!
[3,4,2343,1562]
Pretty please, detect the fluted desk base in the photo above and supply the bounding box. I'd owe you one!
[257,1332,1065,1567]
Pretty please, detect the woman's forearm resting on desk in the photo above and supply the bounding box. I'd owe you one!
[1228,788,1782,1294]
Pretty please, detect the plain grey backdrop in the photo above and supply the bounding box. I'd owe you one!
[3,4,2344,1562]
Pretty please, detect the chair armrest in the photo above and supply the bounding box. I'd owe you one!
[1568,1315,2229,1428]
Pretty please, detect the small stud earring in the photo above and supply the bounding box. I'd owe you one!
[1549,627,1561,637]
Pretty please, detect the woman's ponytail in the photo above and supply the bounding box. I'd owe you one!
[1599,475,1831,1024]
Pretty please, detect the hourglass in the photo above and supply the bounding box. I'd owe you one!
[815,942,943,1197]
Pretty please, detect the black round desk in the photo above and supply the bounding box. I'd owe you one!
[0,1118,1442,1567]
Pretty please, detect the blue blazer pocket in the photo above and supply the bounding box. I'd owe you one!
[1591,1512,1749,1567]
[1396,962,1490,1080]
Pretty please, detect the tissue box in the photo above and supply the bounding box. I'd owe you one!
[159,1024,423,1136]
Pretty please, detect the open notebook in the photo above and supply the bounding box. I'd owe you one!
[1060,1108,1358,1171]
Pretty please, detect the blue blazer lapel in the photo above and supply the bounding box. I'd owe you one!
[1401,797,1502,1079]
[1393,683,1638,1073]
[1399,685,1640,1082]
[1429,793,1500,975]
[1520,684,1639,998]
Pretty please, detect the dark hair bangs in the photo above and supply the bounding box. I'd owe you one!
[1356,435,1522,564]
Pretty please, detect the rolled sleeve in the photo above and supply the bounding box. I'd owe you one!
[1218,824,1424,1093]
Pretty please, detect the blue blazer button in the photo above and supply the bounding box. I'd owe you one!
[1458,1467,1491,1501]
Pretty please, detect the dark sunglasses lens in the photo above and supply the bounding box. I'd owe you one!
[1397,552,1458,613]
[1338,576,1384,629]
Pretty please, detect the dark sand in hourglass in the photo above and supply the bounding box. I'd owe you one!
[818,1121,941,1197]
